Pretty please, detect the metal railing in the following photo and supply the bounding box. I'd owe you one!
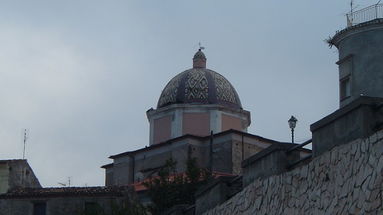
[347,4,383,26]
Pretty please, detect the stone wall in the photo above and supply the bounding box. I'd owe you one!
[203,130,383,214]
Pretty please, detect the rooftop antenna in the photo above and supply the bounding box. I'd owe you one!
[350,0,356,17]
[58,182,66,187]
[347,0,356,26]
[58,177,72,187]
[22,129,28,159]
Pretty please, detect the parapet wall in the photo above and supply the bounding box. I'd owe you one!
[203,129,383,214]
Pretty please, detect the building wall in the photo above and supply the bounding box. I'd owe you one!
[105,168,114,186]
[107,132,280,186]
[221,114,243,132]
[147,104,251,145]
[0,196,127,215]
[112,156,132,185]
[183,112,210,136]
[8,161,41,190]
[231,139,264,175]
[203,130,383,214]
[332,21,383,107]
[0,160,41,194]
[0,164,9,194]
[153,116,172,144]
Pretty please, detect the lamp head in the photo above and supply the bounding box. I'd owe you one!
[288,116,298,129]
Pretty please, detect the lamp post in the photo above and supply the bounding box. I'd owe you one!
[288,116,298,143]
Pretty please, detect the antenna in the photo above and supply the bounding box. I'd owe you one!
[58,182,66,187]
[22,129,28,159]
[58,177,72,187]
[347,0,355,27]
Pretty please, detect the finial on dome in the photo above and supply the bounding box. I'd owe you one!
[193,47,206,68]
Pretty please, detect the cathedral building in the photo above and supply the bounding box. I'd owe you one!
[102,49,300,186]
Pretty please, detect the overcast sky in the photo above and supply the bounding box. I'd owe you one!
[0,0,378,187]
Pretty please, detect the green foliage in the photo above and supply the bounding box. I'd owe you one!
[325,36,334,48]
[144,157,211,214]
[78,158,210,215]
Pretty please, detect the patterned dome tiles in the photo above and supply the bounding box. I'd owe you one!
[157,68,242,109]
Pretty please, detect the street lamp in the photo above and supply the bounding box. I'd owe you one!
[288,116,298,143]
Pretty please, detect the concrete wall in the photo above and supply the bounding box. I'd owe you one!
[0,164,9,194]
[203,129,383,214]
[195,177,237,215]
[0,160,41,194]
[154,116,172,144]
[147,104,251,146]
[183,113,210,136]
[241,144,292,187]
[107,131,279,186]
[311,97,383,157]
[221,114,242,132]
[104,167,114,186]
[331,19,383,107]
[8,161,41,191]
[231,136,264,175]
[112,156,132,185]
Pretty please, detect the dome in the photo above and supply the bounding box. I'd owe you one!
[157,50,242,109]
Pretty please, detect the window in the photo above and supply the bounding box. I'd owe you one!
[33,202,46,215]
[337,55,353,102]
[340,76,351,100]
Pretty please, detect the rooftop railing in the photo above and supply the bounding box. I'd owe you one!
[347,4,383,26]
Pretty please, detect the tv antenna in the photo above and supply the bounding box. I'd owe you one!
[22,129,28,159]
[58,177,72,187]
[350,0,362,13]
[347,0,357,26]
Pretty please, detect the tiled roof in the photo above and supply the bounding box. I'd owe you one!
[0,186,131,199]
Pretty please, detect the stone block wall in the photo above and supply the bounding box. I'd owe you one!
[203,130,383,214]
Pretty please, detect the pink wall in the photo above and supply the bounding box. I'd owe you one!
[153,116,172,144]
[222,114,243,131]
[183,113,210,136]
